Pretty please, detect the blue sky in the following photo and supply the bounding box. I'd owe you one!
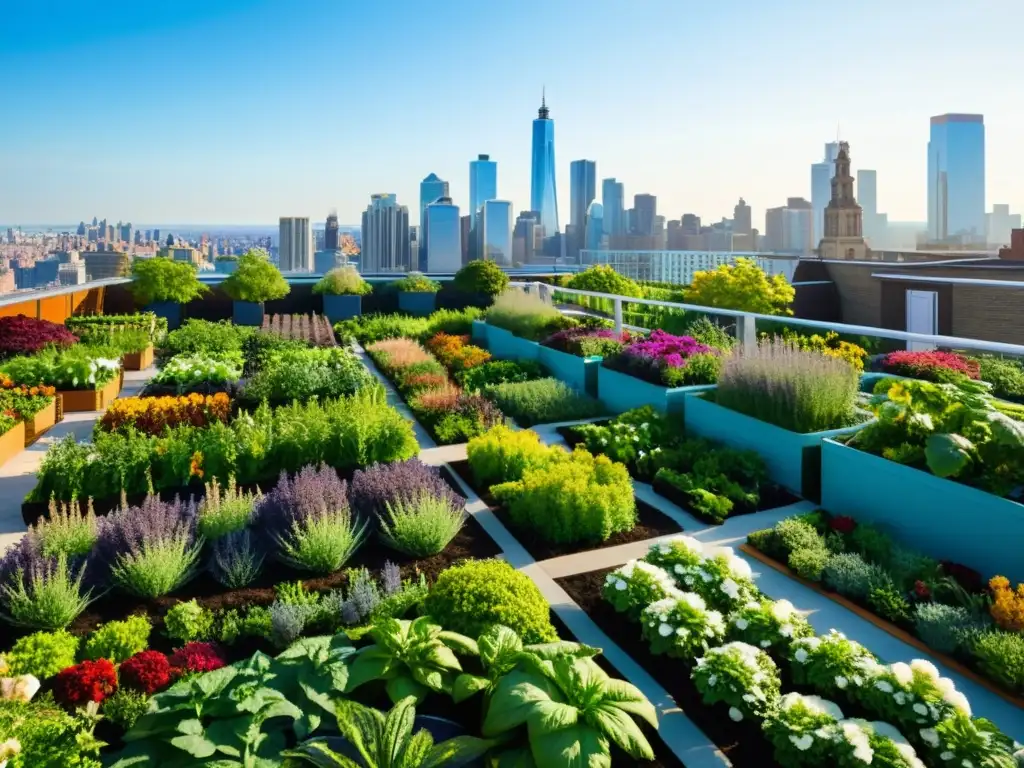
[1,0,1021,228]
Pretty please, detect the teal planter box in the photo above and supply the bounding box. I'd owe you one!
[233,301,264,326]
[322,294,361,322]
[821,439,1024,583]
[485,325,541,362]
[859,371,906,393]
[471,319,488,346]
[538,345,601,397]
[684,393,870,498]
[398,291,436,316]
[146,301,182,331]
[597,365,714,417]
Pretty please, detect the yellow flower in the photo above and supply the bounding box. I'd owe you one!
[887,382,910,405]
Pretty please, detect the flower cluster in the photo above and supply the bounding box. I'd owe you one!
[603,560,682,619]
[989,575,1024,631]
[878,350,980,381]
[604,330,720,387]
[727,598,814,654]
[692,641,781,722]
[0,377,55,420]
[118,650,173,694]
[53,658,117,706]
[0,315,79,357]
[100,392,231,435]
[645,537,757,613]
[168,641,227,674]
[541,327,633,358]
[641,591,726,660]
[152,354,242,388]
[425,332,491,372]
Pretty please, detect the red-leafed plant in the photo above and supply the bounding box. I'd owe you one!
[119,650,173,695]
[940,560,986,593]
[829,515,857,534]
[879,350,980,381]
[53,658,117,706]
[169,642,226,674]
[0,314,79,358]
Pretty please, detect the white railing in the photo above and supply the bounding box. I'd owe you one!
[512,281,1024,358]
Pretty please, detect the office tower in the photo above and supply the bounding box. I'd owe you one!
[585,202,604,252]
[733,199,752,235]
[681,214,701,235]
[469,154,497,228]
[278,217,313,272]
[987,204,1020,246]
[530,92,559,237]
[479,200,513,267]
[811,142,840,246]
[819,142,868,260]
[857,169,881,242]
[314,250,341,274]
[77,222,86,236]
[119,222,132,243]
[422,197,461,273]
[460,215,471,265]
[602,178,625,236]
[325,211,340,251]
[569,160,597,233]
[91,216,98,227]
[362,194,410,272]
[409,226,420,272]
[419,173,448,228]
[513,211,540,265]
[153,229,160,243]
[134,230,142,245]
[928,114,985,244]
[632,194,657,236]
[765,197,814,254]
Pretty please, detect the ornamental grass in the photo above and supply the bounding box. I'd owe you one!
[99,393,231,435]
[714,338,860,433]
[367,338,435,371]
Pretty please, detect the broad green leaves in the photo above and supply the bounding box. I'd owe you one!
[925,433,975,477]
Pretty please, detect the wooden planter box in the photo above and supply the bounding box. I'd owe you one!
[123,344,155,371]
[0,421,26,469]
[23,399,57,446]
[59,375,122,413]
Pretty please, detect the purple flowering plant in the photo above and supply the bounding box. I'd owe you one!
[604,329,720,386]
[541,327,633,358]
[349,459,465,520]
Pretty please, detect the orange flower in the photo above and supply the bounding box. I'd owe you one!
[189,451,205,479]
[990,575,1024,632]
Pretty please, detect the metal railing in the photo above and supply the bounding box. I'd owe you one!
[511,281,1024,358]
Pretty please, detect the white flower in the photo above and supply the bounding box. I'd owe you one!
[771,599,796,621]
[707,674,718,687]
[943,689,972,717]
[734,617,749,631]
[658,623,673,637]
[790,734,814,751]
[742,693,756,703]
[919,728,940,747]
[674,564,685,574]
[728,556,754,581]
[684,576,695,586]
[720,578,740,600]
[638,450,646,459]
[940,752,954,761]
[840,721,874,764]
[600,438,607,446]
[911,659,940,682]
[676,627,690,638]
[795,648,809,664]
[781,693,844,720]
[835,676,848,689]
[680,592,707,611]
[614,580,627,591]
[874,681,894,694]
[728,707,743,722]
[779,623,794,638]
[913,703,928,716]
[891,662,914,686]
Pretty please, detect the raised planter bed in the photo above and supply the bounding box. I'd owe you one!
[233,300,264,326]
[58,375,122,413]
[322,294,362,323]
[123,343,155,371]
[859,371,906,393]
[470,318,488,346]
[23,398,57,446]
[650,473,800,526]
[146,301,182,331]
[597,365,714,417]
[397,291,436,316]
[446,459,681,561]
[0,421,26,469]
[484,324,541,363]
[538,345,601,397]
[821,438,1024,583]
[683,391,869,500]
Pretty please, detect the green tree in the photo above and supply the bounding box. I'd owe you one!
[130,257,208,305]
[221,248,290,303]
[683,257,795,316]
[565,264,642,297]
[453,260,509,297]
[313,265,372,296]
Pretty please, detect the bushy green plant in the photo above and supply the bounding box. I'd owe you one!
[83,615,152,662]
[197,477,259,539]
[453,259,509,296]
[484,377,605,427]
[130,256,208,305]
[424,559,557,643]
[912,603,976,653]
[164,599,216,643]
[822,552,889,600]
[103,689,151,731]
[491,448,636,544]
[641,592,726,659]
[789,547,830,581]
[222,248,290,302]
[378,492,465,557]
[6,629,79,678]
[391,271,440,293]
[242,346,373,402]
[1,346,121,391]
[692,641,781,723]
[454,359,546,391]
[727,597,814,654]
[682,316,736,350]
[684,257,795,315]
[969,631,1024,693]
[762,692,845,767]
[650,543,758,614]
[465,424,560,488]
[313,265,372,296]
[602,560,681,620]
[485,289,568,340]
[0,553,96,630]
[866,581,912,623]
[159,319,252,359]
[151,352,242,389]
[977,355,1024,401]
[787,630,875,693]
[0,696,104,768]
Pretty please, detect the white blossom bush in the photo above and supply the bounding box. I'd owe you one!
[602,560,682,620]
[852,658,970,738]
[691,641,781,723]
[848,720,928,768]
[763,692,846,767]
[649,542,757,614]
[788,630,876,694]
[640,592,726,661]
[727,597,814,655]
[644,535,705,574]
[921,712,1019,768]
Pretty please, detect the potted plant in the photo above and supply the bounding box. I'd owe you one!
[221,248,290,326]
[214,254,239,274]
[392,272,441,316]
[482,290,569,363]
[0,376,56,446]
[129,257,208,331]
[313,266,372,322]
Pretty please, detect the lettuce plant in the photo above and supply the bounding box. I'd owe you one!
[788,631,877,694]
[83,615,152,662]
[647,541,757,614]
[691,641,781,723]
[763,692,847,767]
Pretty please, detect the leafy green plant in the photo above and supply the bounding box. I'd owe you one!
[787,630,875,694]
[6,629,79,678]
[130,257,208,305]
[465,424,561,489]
[378,492,465,557]
[641,592,726,659]
[151,353,242,389]
[0,553,97,630]
[242,346,372,403]
[822,552,890,600]
[602,560,681,620]
[968,631,1024,693]
[83,615,152,662]
[454,359,547,391]
[222,248,290,303]
[453,260,509,297]
[391,272,440,293]
[484,377,605,427]
[1,346,121,391]
[976,355,1024,401]
[313,265,372,296]
[197,477,259,539]
[164,599,216,644]
[683,257,794,315]
[0,696,104,768]
[485,289,569,341]
[104,690,151,731]
[692,641,781,723]
[762,692,845,767]
[159,319,252,359]
[912,603,977,653]
[726,597,813,654]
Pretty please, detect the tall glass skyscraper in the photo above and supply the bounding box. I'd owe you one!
[361,194,410,273]
[469,154,497,227]
[569,160,597,233]
[480,200,513,266]
[422,197,461,273]
[928,114,985,244]
[585,202,604,252]
[530,94,559,237]
[419,173,449,228]
[602,178,625,236]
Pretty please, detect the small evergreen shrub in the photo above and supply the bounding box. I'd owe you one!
[484,377,605,427]
[821,552,888,600]
[164,599,216,644]
[969,631,1024,693]
[83,615,152,662]
[913,603,976,654]
[104,689,151,731]
[6,629,79,678]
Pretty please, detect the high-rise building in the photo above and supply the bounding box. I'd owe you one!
[460,215,471,265]
[585,202,604,252]
[602,178,625,236]
[819,142,869,261]
[325,211,340,251]
[928,113,985,244]
[632,194,657,236]
[422,197,461,273]
[279,217,313,272]
[987,204,1021,247]
[530,92,559,237]
[811,142,841,246]
[480,200,513,267]
[119,222,132,243]
[153,229,160,244]
[76,222,86,236]
[765,197,814,254]
[513,211,540,265]
[857,170,887,243]
[419,173,448,227]
[361,194,410,272]
[569,160,597,233]
[469,155,497,228]
[733,199,752,235]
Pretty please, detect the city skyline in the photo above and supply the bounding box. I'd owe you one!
[2,1,1022,228]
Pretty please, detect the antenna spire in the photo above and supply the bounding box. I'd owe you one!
[538,87,550,119]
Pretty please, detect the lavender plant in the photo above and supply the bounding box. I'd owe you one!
[378,492,465,557]
[208,529,265,588]
[349,459,465,520]
[342,567,381,624]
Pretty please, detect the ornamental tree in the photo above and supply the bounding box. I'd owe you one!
[130,257,208,305]
[565,264,643,297]
[453,259,509,297]
[221,248,290,303]
[683,258,795,316]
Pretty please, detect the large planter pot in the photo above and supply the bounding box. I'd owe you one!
[684,393,869,498]
[398,291,437,316]
[471,319,488,346]
[821,438,1024,583]
[597,365,714,417]
[146,301,182,331]
[123,344,155,371]
[485,325,541,363]
[322,294,362,322]
[538,345,601,397]
[23,399,57,446]
[59,375,122,413]
[0,421,26,469]
[233,301,264,326]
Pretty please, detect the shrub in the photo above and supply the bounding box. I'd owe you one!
[453,259,509,296]
[341,313,430,345]
[151,353,242,390]
[976,355,1024,401]
[103,689,150,731]
[913,603,976,653]
[242,346,372,402]
[313,265,372,295]
[53,658,117,707]
[727,598,813,654]
[83,615,152,663]
[541,326,631,358]
[424,559,557,643]
[197,477,259,539]
[866,581,912,623]
[0,315,78,357]
[0,697,104,768]
[492,448,636,544]
[969,631,1024,693]
[221,248,290,302]
[485,289,567,340]
[6,630,79,678]
[602,560,681,619]
[565,264,642,298]
[100,392,231,435]
[1,346,120,391]
[392,271,441,293]
[466,424,560,489]
[878,350,980,381]
[692,642,781,722]
[130,257,208,305]
[378,492,465,557]
[989,575,1024,631]
[714,338,860,432]
[164,599,216,644]
[682,316,736,351]
[822,552,889,600]
[484,377,605,427]
[455,359,547,391]
[349,458,464,519]
[788,547,829,581]
[208,529,265,588]
[683,257,794,315]
[641,592,726,660]
[603,330,720,387]
[0,551,95,630]
[425,332,491,372]
[160,319,252,359]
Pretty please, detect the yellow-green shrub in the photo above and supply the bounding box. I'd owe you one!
[466,424,562,489]
[83,615,152,662]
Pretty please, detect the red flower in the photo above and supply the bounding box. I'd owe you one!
[829,515,857,534]
[879,350,980,380]
[54,658,117,706]
[119,650,173,695]
[169,642,226,675]
[913,580,931,599]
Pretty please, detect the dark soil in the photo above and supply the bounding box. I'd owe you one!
[447,459,682,561]
[556,567,783,768]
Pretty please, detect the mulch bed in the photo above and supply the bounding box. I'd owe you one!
[447,459,682,561]
[556,566,783,768]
